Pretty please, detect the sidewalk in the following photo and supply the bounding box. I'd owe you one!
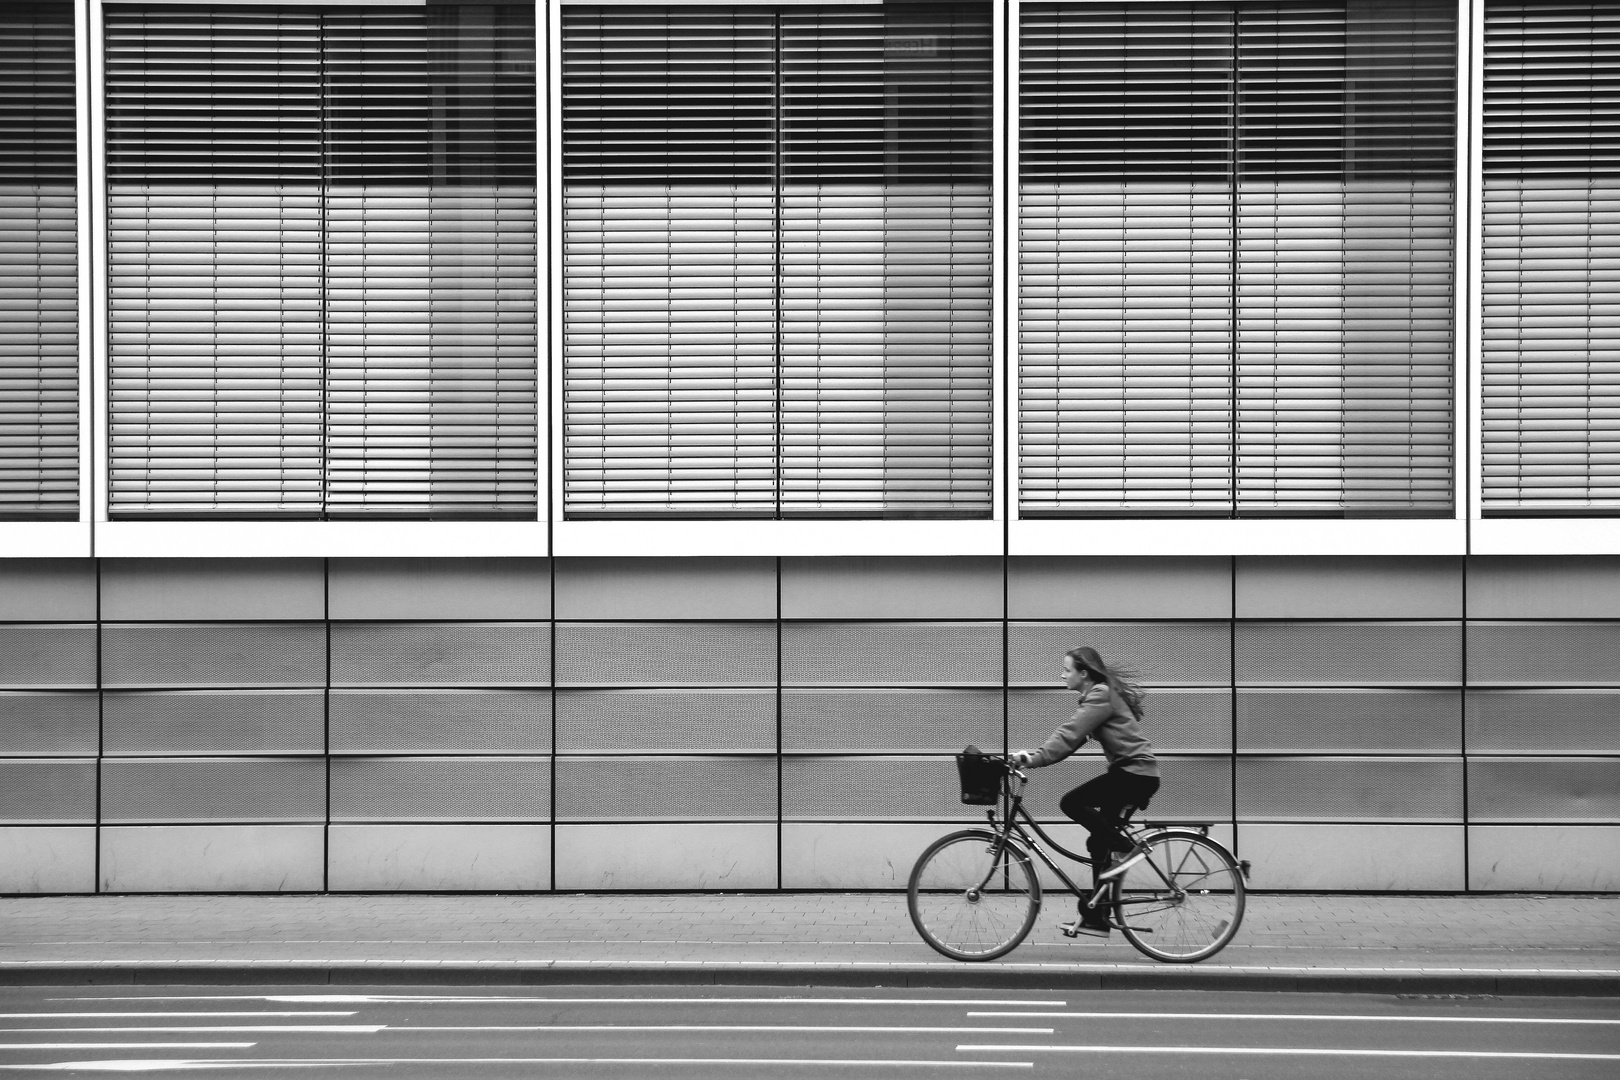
[2,893,1616,996]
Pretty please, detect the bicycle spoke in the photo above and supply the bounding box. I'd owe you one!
[1113,833,1244,962]
[908,830,1040,962]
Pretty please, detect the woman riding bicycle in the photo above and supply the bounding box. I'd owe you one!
[1014,646,1159,938]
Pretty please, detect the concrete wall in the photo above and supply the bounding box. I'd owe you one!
[0,556,1614,893]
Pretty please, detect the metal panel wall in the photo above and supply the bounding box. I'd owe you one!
[331,624,551,687]
[103,691,325,755]
[330,690,552,755]
[1008,622,1232,685]
[101,624,325,689]
[558,690,773,753]
[0,692,98,755]
[0,555,1617,892]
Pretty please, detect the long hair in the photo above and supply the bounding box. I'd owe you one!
[1066,646,1146,719]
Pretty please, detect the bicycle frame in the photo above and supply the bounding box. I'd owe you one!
[974,768,1213,916]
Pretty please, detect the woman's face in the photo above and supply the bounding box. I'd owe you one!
[1061,655,1090,692]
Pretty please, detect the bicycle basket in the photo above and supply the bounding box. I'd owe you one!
[955,750,1004,805]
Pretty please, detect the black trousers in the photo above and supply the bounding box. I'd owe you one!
[1059,768,1161,884]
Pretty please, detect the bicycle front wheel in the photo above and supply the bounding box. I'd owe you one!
[1113,831,1244,963]
[907,829,1041,961]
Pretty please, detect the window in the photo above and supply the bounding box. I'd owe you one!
[1482,0,1619,516]
[104,3,538,520]
[1,1,77,521]
[562,3,994,520]
[1019,0,1458,518]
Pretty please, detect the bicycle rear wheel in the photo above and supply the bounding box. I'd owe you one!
[1113,831,1244,963]
[907,829,1041,961]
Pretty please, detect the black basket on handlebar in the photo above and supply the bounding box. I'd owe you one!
[955,748,1005,805]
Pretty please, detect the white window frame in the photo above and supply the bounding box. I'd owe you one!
[79,0,549,558]
[546,0,1008,558]
[1004,0,1472,558]
[1466,0,1620,555]
[11,0,1611,559]
[0,0,95,558]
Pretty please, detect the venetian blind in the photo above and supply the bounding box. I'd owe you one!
[562,3,993,519]
[1019,0,1456,517]
[1482,1,1620,514]
[0,2,77,521]
[104,3,537,520]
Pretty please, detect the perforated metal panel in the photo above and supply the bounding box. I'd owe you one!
[101,624,325,688]
[1467,622,1620,686]
[331,623,551,687]
[1236,757,1464,822]
[1467,758,1620,823]
[330,756,551,822]
[1236,622,1461,686]
[782,689,1002,752]
[556,690,773,752]
[554,756,777,821]
[554,623,775,687]
[0,692,98,754]
[331,690,552,754]
[100,757,326,822]
[102,691,325,755]
[781,623,1001,686]
[781,756,967,821]
[1237,689,1462,752]
[1008,688,1231,752]
[1466,690,1620,753]
[1007,622,1230,686]
[0,758,95,823]
[0,625,96,688]
[1020,755,1232,822]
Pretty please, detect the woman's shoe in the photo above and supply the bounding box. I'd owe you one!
[1058,918,1111,938]
[1097,845,1148,881]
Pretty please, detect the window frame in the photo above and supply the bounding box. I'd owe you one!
[1005,0,1474,556]
[5,0,1613,558]
[0,0,94,557]
[1468,0,1620,554]
[546,0,1010,557]
[80,0,549,558]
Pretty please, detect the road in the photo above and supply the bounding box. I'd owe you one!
[0,984,1615,1077]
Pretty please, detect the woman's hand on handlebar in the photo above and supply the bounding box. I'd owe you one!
[1011,751,1033,768]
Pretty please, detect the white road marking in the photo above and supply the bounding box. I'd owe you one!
[0,1065,331,1074]
[0,1058,1033,1072]
[0,1028,381,1035]
[968,1011,1620,1025]
[956,1044,1620,1061]
[53,995,1063,1007]
[398,1025,1054,1034]
[18,959,1620,975]
[0,1044,256,1051]
[1,1024,1044,1036]
[0,1015,354,1020]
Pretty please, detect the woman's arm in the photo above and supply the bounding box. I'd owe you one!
[1019,685,1113,768]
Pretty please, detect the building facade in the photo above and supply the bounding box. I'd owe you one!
[0,0,1616,893]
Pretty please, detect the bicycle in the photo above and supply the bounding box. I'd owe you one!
[907,751,1247,963]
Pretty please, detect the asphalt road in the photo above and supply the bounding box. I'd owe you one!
[0,984,1615,1078]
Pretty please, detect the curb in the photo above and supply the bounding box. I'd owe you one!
[2,963,1615,997]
